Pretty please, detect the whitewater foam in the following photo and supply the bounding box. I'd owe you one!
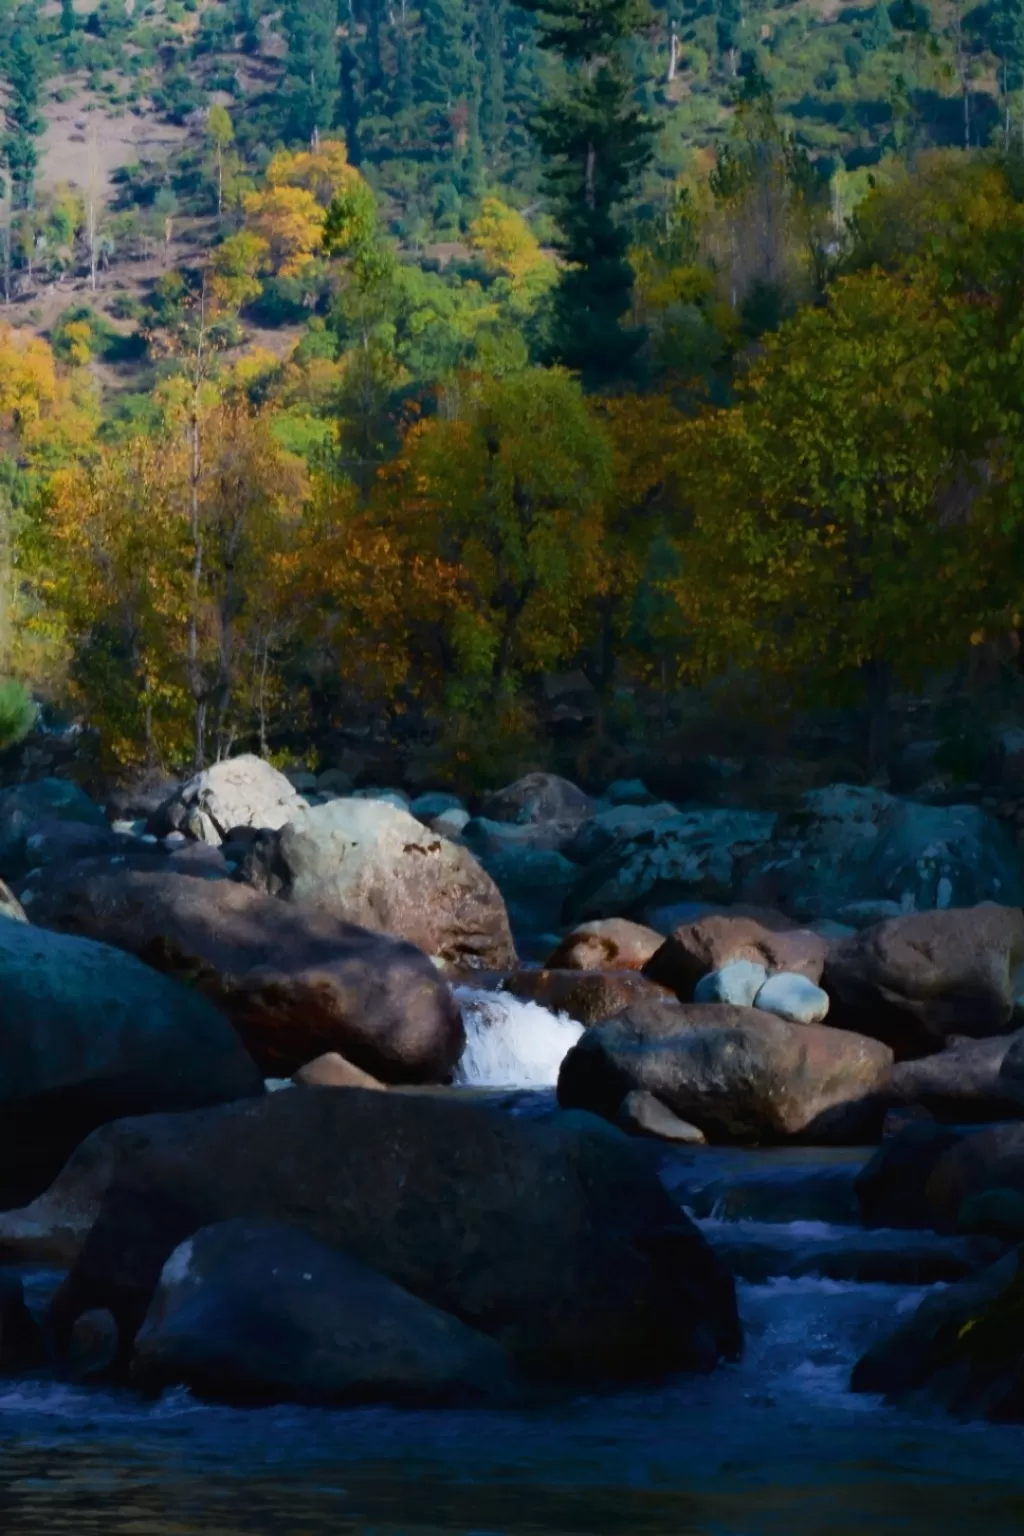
[453,987,584,1089]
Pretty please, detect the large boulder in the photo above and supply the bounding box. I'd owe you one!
[891,1033,1024,1122]
[0,918,262,1207]
[851,1248,1024,1419]
[132,1218,518,1407]
[924,1123,1024,1232]
[564,810,778,923]
[242,799,515,971]
[855,1121,972,1230]
[741,785,1024,921]
[0,778,107,881]
[563,803,682,865]
[152,755,307,844]
[479,773,593,827]
[557,1002,893,1144]
[501,968,672,1027]
[47,1089,741,1383]
[545,918,665,972]
[25,863,464,1082]
[643,911,827,999]
[824,905,1024,1059]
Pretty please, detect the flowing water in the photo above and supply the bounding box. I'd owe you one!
[2,994,1022,1535]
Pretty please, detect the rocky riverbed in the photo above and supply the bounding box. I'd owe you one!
[3,757,1024,1530]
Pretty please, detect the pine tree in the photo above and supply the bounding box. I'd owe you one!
[282,0,341,141]
[517,0,657,386]
[864,0,895,52]
[60,0,77,38]
[480,1,509,156]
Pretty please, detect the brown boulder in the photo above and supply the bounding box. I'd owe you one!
[503,968,673,1027]
[924,1123,1024,1232]
[25,863,464,1082]
[824,905,1024,1060]
[242,798,515,971]
[46,1089,742,1383]
[545,918,664,972]
[558,1002,893,1143]
[643,912,827,1000]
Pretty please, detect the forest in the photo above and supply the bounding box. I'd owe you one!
[0,0,1023,785]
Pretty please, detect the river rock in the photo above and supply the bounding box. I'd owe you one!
[557,1003,893,1143]
[504,968,671,1026]
[479,773,593,827]
[564,810,778,923]
[924,1123,1024,1232]
[242,798,515,971]
[464,816,581,855]
[410,792,465,821]
[545,919,665,972]
[740,784,1024,921]
[824,905,1024,1059]
[855,1121,971,1230]
[471,846,580,946]
[563,803,682,865]
[132,1218,518,1407]
[0,918,262,1208]
[643,912,827,1000]
[693,960,767,1007]
[47,1089,742,1383]
[753,972,830,1024]
[25,863,463,1082]
[0,778,108,881]
[293,1053,386,1090]
[152,755,307,844]
[892,1033,1024,1122]
[614,1090,707,1144]
[851,1248,1024,1418]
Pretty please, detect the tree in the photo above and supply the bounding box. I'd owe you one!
[374,366,611,704]
[207,104,234,221]
[210,230,268,313]
[670,271,966,769]
[281,0,341,142]
[516,0,657,386]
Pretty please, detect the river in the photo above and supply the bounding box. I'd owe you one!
[1,992,1021,1535]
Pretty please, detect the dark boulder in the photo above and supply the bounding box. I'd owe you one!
[855,1121,971,1230]
[25,863,464,1082]
[47,1089,741,1384]
[824,905,1024,1059]
[0,918,263,1207]
[0,778,107,881]
[132,1218,518,1407]
[502,968,673,1027]
[479,773,593,827]
[851,1248,1024,1419]
[891,1032,1024,1122]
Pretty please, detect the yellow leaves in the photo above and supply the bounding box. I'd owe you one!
[242,184,324,279]
[209,231,268,313]
[61,320,92,368]
[468,198,554,293]
[265,140,358,208]
[0,324,59,427]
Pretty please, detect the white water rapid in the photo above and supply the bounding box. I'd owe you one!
[453,987,584,1089]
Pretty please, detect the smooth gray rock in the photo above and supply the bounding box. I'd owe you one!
[615,1090,707,1143]
[132,1219,518,1407]
[754,972,830,1024]
[480,773,593,827]
[411,792,465,820]
[694,960,768,1008]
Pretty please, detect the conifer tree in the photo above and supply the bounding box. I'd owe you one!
[516,0,656,386]
[282,0,341,142]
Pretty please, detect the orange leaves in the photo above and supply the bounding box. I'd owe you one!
[244,140,365,280]
[0,324,59,428]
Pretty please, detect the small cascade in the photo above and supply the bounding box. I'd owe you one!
[453,987,584,1089]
